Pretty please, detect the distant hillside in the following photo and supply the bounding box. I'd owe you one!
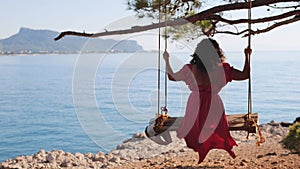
[0,27,144,54]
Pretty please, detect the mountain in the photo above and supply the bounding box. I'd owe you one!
[0,27,144,54]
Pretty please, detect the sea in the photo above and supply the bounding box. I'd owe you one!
[0,51,299,162]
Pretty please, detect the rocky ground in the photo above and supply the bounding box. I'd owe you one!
[1,121,299,169]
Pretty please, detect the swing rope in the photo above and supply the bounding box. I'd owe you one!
[159,0,168,113]
[246,0,265,146]
[154,1,169,132]
[158,0,168,114]
[164,3,168,109]
[247,0,252,115]
[157,0,161,116]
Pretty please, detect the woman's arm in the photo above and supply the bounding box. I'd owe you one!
[163,51,185,81]
[232,47,252,81]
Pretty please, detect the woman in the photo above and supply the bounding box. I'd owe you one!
[163,38,251,163]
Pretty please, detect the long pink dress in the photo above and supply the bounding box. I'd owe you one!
[176,63,237,164]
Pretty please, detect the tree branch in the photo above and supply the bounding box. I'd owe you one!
[54,22,184,41]
[54,0,300,41]
[54,31,94,40]
[216,16,300,37]
[208,10,300,25]
[244,15,300,36]
[185,0,300,23]
[267,4,300,9]
[216,29,249,36]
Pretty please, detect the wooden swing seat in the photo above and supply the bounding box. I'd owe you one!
[227,113,258,133]
[150,113,259,135]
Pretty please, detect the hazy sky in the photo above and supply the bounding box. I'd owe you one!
[1,0,300,51]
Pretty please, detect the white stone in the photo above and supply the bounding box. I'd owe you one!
[75,152,85,161]
[84,152,94,159]
[38,150,46,155]
[94,153,106,163]
[109,156,121,163]
[60,160,72,167]
[46,154,56,163]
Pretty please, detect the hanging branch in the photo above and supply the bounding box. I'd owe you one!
[54,22,180,41]
[245,15,300,36]
[267,4,300,9]
[54,0,300,41]
[208,10,300,25]
[216,15,300,36]
[185,0,299,23]
[216,29,249,36]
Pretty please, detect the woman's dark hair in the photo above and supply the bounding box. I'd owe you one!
[190,53,207,72]
[190,38,225,72]
[210,38,225,61]
[209,38,219,49]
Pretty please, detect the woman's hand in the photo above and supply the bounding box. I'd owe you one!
[163,51,169,61]
[163,50,176,81]
[244,47,252,57]
[232,47,251,81]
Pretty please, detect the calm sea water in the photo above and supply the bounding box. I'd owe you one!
[0,51,299,161]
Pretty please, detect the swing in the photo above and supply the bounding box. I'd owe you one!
[145,0,265,145]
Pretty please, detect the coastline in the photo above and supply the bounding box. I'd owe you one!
[0,50,156,57]
[1,121,299,169]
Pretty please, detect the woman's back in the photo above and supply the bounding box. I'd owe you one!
[188,63,229,91]
[190,64,211,86]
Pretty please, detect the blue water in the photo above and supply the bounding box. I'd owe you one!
[0,51,299,162]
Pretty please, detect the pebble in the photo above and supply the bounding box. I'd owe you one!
[257,154,264,158]
[109,157,121,163]
[46,154,56,163]
[75,152,85,161]
[240,161,246,166]
[94,153,106,163]
[60,160,72,167]
[85,152,94,159]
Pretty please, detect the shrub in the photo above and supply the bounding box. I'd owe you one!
[281,122,300,153]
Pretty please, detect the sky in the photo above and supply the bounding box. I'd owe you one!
[1,0,300,52]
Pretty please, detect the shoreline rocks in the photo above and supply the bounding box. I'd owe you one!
[0,121,296,169]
